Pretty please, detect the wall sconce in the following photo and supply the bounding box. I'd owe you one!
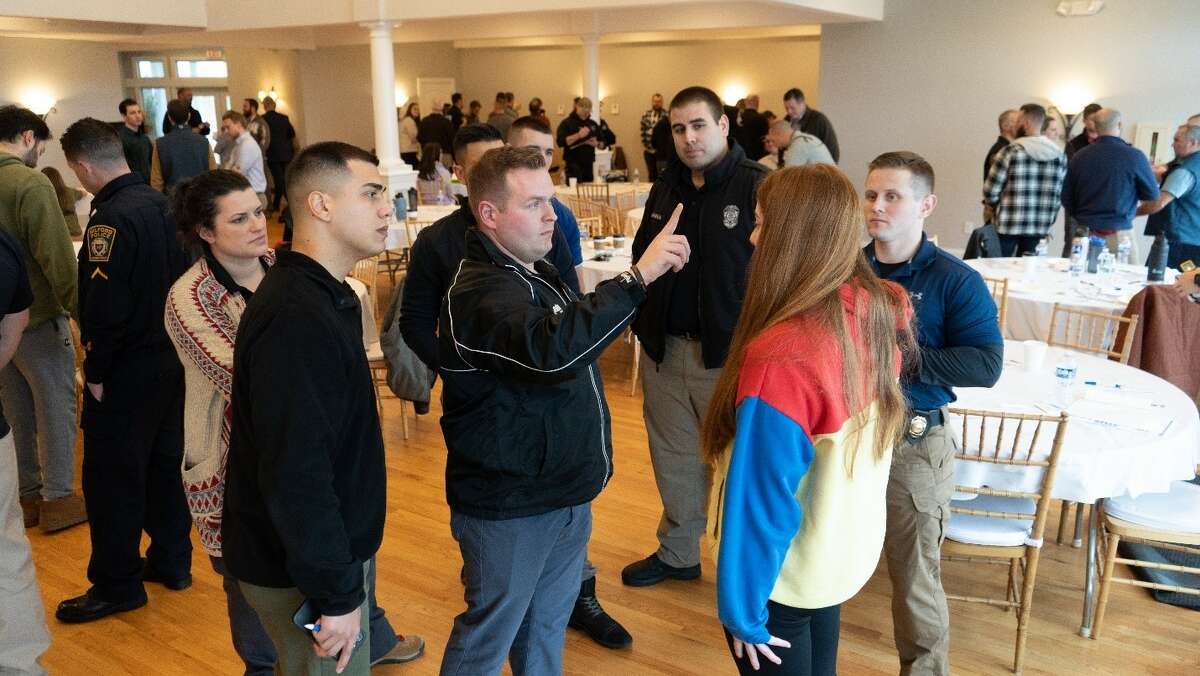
[1049,82,1094,132]
[20,87,57,120]
[394,86,409,108]
[256,86,279,101]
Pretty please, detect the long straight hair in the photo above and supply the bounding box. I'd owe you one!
[700,165,915,473]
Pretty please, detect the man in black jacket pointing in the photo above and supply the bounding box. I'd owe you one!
[437,146,688,675]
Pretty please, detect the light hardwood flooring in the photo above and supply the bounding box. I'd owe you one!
[26,249,1200,675]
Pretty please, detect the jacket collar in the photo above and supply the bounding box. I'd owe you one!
[863,232,937,279]
[273,248,359,311]
[463,226,558,280]
[204,246,274,297]
[662,142,747,193]
[91,173,144,207]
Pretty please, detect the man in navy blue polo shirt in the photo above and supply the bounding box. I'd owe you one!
[863,151,1004,676]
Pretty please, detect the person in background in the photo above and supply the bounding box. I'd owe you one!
[0,221,49,675]
[117,98,153,185]
[261,96,296,214]
[56,117,193,624]
[1065,103,1103,161]
[222,142,394,675]
[765,119,834,168]
[448,93,465,132]
[705,164,913,676]
[983,103,1067,257]
[466,100,482,126]
[435,145,689,674]
[241,99,271,158]
[984,110,1020,182]
[734,94,768,162]
[400,101,421,167]
[0,105,84,535]
[1140,123,1200,270]
[487,92,517,141]
[528,97,551,129]
[640,93,667,182]
[1061,108,1159,260]
[556,97,604,183]
[783,88,839,163]
[1042,113,1065,146]
[418,99,455,168]
[865,151,1003,676]
[41,167,85,237]
[165,170,424,673]
[416,142,454,206]
[504,92,519,117]
[651,113,677,176]
[151,99,217,193]
[623,86,768,589]
[219,112,269,209]
[160,87,207,137]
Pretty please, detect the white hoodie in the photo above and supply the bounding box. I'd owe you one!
[1011,134,1064,162]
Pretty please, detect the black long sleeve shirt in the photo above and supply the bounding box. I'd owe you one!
[399,204,579,371]
[223,249,385,615]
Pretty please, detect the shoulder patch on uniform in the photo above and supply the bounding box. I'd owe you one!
[87,225,116,262]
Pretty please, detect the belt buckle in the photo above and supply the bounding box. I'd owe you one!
[907,414,929,439]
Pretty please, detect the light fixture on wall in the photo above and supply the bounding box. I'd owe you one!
[256,86,279,101]
[20,87,57,120]
[1049,81,1094,135]
[394,86,409,108]
[720,82,749,106]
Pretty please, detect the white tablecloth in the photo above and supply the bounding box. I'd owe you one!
[385,205,459,250]
[963,257,1178,341]
[345,276,378,349]
[555,182,652,208]
[951,340,1200,504]
[577,240,633,294]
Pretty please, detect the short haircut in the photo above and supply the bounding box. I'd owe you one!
[1182,125,1200,144]
[652,92,663,99]
[170,169,253,250]
[868,151,935,196]
[1082,103,1103,119]
[119,98,139,115]
[998,109,1018,129]
[1092,108,1121,134]
[262,96,276,108]
[244,98,259,112]
[495,91,506,103]
[285,141,379,203]
[0,105,51,143]
[783,87,805,103]
[221,111,247,127]
[177,87,192,96]
[60,117,125,166]
[452,123,504,162]
[451,92,463,104]
[669,86,723,123]
[469,100,481,109]
[575,97,593,111]
[468,146,546,219]
[504,92,515,103]
[166,99,189,125]
[769,119,793,135]
[510,115,551,137]
[1019,103,1046,130]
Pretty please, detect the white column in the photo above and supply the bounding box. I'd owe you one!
[364,20,416,197]
[582,35,600,122]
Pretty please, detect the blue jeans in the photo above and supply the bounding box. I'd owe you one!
[213,556,398,675]
[440,504,592,676]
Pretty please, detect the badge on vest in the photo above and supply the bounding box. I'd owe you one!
[87,225,116,262]
[723,205,740,229]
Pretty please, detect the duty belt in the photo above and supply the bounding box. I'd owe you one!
[906,408,944,440]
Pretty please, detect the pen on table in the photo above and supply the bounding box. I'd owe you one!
[305,623,320,633]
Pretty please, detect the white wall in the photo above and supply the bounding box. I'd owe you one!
[820,0,1200,249]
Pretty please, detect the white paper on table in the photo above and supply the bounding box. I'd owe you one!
[1067,398,1172,436]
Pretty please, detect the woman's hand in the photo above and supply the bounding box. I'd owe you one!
[731,633,792,671]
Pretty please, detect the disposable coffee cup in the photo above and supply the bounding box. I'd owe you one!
[568,177,578,188]
[1023,340,1048,372]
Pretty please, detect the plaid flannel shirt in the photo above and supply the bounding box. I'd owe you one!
[640,108,664,153]
[983,141,1067,237]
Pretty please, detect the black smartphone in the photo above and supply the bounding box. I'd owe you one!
[291,598,321,644]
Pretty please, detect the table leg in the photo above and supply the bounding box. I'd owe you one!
[1079,499,1100,638]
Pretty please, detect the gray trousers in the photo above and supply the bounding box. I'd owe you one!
[440,504,591,676]
[641,336,721,568]
[884,423,957,676]
[0,432,51,675]
[0,315,77,500]
[238,561,372,676]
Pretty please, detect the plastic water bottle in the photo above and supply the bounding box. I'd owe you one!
[1097,248,1116,277]
[1086,235,1104,273]
[1116,234,1132,266]
[393,192,406,217]
[1069,237,1087,277]
[1055,352,1077,407]
[632,168,640,184]
[1035,238,1049,258]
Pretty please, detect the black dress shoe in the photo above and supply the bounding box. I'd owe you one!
[413,400,430,415]
[569,577,632,649]
[621,553,701,587]
[141,559,192,591]
[56,591,147,624]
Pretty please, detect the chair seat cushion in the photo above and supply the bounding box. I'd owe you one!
[1106,481,1200,534]
[946,494,1036,547]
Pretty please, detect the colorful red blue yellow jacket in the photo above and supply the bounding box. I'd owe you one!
[709,284,903,644]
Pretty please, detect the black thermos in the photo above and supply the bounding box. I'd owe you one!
[1147,233,1169,282]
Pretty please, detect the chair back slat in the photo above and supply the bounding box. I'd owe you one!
[1047,303,1139,363]
[981,276,1009,333]
[578,182,610,204]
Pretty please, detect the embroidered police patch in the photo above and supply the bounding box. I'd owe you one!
[87,225,116,262]
[722,205,740,229]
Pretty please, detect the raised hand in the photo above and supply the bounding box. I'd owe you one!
[634,203,690,285]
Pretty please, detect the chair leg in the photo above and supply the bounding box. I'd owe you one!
[1057,500,1073,545]
[399,400,410,441]
[629,334,641,397]
[1073,503,1087,547]
[1092,529,1121,640]
[1007,559,1020,609]
[1013,548,1042,675]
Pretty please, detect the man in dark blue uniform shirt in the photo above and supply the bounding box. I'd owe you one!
[55,118,192,624]
[863,151,1003,676]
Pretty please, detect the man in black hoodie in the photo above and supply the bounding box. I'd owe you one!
[623,86,768,588]
[437,146,689,675]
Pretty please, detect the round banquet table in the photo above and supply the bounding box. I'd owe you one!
[555,181,652,209]
[963,257,1178,341]
[952,339,1200,636]
[577,239,633,294]
[385,204,459,250]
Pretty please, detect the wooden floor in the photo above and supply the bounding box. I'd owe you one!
[27,245,1200,675]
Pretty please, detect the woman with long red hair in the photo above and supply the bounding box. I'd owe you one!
[703,164,915,675]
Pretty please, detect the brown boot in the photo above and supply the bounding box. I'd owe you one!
[39,494,88,533]
[19,494,39,528]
